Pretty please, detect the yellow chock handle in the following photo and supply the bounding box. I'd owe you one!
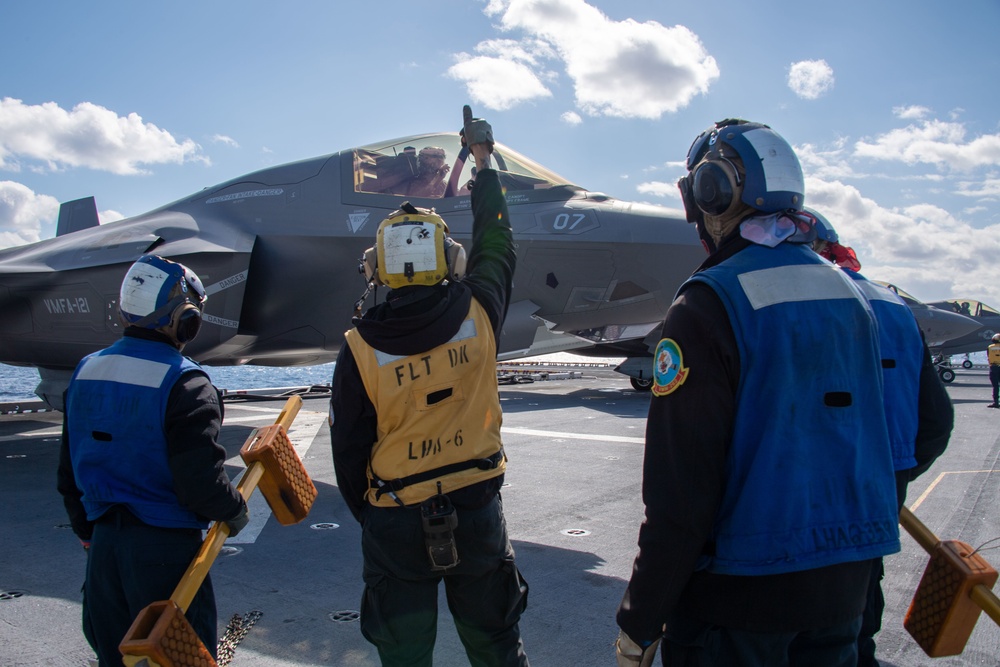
[171,395,302,612]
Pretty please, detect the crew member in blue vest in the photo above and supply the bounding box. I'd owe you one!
[988,333,1000,408]
[57,254,249,665]
[328,106,529,667]
[615,119,901,667]
[811,210,953,666]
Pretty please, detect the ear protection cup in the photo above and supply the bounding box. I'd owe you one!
[691,156,742,217]
[361,246,380,285]
[444,237,466,280]
[171,302,202,344]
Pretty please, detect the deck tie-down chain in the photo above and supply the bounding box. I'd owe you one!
[217,609,263,666]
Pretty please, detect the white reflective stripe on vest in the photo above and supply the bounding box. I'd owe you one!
[737,264,859,310]
[853,279,904,306]
[373,317,479,367]
[75,354,171,388]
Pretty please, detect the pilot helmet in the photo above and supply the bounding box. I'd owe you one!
[417,147,450,177]
[119,254,207,347]
[679,119,805,226]
[361,203,466,289]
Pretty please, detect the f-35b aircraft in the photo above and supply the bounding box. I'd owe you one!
[0,132,704,408]
[925,298,1000,358]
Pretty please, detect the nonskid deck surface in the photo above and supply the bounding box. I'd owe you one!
[1,367,997,666]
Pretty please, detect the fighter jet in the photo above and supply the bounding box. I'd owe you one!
[870,283,982,349]
[0,132,704,408]
[923,298,1000,359]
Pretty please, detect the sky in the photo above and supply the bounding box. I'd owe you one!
[1,0,999,305]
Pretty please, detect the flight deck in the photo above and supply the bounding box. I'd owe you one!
[1,365,997,666]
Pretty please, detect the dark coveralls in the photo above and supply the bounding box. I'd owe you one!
[329,168,529,667]
[57,328,244,665]
[616,235,897,667]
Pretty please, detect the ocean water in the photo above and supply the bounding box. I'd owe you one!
[0,362,337,403]
[2,352,984,403]
[0,350,617,403]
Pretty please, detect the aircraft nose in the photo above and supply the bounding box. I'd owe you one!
[922,306,982,347]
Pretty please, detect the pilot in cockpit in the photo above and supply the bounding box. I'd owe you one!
[386,146,450,199]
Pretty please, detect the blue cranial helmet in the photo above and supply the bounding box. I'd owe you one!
[681,119,805,221]
[806,208,838,244]
[119,254,206,345]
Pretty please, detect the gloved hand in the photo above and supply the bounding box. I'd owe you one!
[79,539,91,552]
[615,630,660,667]
[224,501,250,537]
[460,104,494,153]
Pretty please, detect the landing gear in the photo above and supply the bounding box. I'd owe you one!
[939,367,955,383]
[962,357,974,369]
[630,376,653,391]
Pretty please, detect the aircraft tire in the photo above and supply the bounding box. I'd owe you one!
[939,368,956,383]
[630,376,653,391]
[962,359,974,369]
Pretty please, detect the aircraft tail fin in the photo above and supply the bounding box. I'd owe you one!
[56,197,100,237]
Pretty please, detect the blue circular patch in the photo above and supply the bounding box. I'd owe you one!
[652,338,689,396]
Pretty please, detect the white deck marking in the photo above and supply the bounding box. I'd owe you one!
[501,426,643,444]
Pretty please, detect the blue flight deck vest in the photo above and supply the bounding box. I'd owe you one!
[847,272,922,471]
[684,242,900,576]
[66,336,207,529]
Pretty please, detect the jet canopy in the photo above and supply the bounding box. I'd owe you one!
[937,299,1000,319]
[351,133,577,200]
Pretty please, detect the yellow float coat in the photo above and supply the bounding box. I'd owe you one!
[346,299,505,507]
[989,343,1000,366]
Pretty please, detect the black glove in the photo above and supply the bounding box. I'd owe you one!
[460,104,494,153]
[224,501,249,537]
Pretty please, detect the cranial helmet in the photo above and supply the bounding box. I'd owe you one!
[361,202,466,289]
[119,254,207,346]
[807,208,839,244]
[679,118,805,226]
[993,333,1000,343]
[805,207,862,272]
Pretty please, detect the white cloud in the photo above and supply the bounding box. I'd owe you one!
[0,181,59,248]
[636,180,680,198]
[893,105,931,120]
[561,111,582,125]
[795,140,861,180]
[448,54,553,110]
[0,98,206,175]
[456,0,718,118]
[99,209,125,224]
[957,177,1000,198]
[211,134,239,148]
[787,60,834,100]
[854,120,1000,170]
[805,177,1000,304]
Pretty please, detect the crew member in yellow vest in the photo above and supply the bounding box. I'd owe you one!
[988,333,1000,408]
[328,105,529,667]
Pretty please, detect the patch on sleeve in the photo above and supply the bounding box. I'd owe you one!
[652,338,689,396]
